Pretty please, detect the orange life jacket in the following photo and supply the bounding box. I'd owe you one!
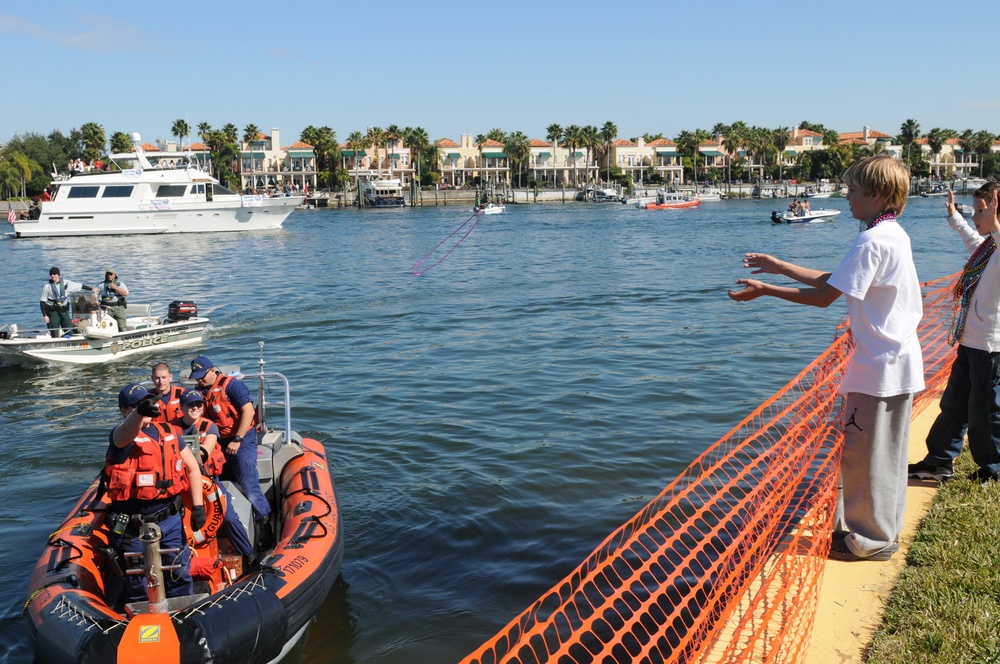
[203,375,242,438]
[153,385,185,424]
[105,422,189,502]
[192,416,226,477]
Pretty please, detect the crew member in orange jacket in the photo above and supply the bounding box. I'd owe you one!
[106,383,205,602]
[189,355,273,550]
[150,362,185,423]
[175,389,254,558]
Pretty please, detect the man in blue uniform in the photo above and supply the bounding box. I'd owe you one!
[106,383,205,602]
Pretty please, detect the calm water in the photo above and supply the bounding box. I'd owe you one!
[0,195,966,663]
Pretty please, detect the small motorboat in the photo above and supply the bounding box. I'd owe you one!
[639,191,701,210]
[921,185,951,197]
[771,209,841,224]
[23,344,344,664]
[475,202,505,215]
[0,294,208,366]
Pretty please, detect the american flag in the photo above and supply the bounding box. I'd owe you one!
[6,203,15,225]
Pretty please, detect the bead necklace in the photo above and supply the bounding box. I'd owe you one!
[866,211,895,230]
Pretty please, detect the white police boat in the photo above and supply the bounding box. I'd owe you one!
[0,293,208,366]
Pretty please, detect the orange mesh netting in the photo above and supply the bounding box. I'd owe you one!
[462,273,960,664]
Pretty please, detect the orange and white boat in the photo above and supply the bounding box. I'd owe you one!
[639,191,701,210]
[23,348,343,664]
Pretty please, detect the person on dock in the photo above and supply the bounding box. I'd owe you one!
[727,155,924,562]
[909,185,1000,485]
[189,355,273,551]
[105,383,205,602]
[39,267,94,337]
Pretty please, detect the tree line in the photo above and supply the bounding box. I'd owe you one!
[1,119,997,199]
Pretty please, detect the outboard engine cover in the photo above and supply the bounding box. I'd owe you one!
[168,301,197,321]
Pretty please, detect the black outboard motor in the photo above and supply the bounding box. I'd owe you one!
[771,211,782,224]
[167,301,197,321]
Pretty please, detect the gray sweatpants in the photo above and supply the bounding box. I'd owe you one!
[837,392,913,557]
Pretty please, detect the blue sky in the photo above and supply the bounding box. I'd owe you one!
[3,0,998,147]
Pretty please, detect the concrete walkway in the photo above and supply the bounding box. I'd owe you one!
[806,402,940,662]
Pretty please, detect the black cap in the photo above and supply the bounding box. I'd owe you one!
[49,267,60,275]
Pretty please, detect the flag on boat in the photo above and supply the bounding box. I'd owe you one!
[7,203,15,225]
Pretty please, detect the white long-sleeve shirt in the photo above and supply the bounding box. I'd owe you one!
[948,212,1000,352]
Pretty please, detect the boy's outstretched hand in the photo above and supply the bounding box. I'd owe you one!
[728,279,766,301]
[945,190,957,217]
[741,252,782,275]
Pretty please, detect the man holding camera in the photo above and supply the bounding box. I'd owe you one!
[105,383,204,602]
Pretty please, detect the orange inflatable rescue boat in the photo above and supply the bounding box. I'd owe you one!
[23,350,343,663]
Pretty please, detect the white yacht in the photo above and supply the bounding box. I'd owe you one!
[9,133,304,238]
[362,177,406,207]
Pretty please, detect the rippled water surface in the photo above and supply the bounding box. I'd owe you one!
[0,196,966,663]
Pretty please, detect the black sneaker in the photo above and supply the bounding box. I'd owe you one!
[907,459,954,481]
[969,468,1000,485]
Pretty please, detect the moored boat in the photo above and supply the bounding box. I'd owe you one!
[770,209,841,224]
[23,346,343,663]
[0,294,208,366]
[9,134,303,238]
[362,177,406,207]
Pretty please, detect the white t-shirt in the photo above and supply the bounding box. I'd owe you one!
[827,222,925,397]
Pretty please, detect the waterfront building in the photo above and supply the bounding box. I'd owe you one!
[645,138,683,184]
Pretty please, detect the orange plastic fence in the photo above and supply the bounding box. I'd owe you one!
[462,273,960,664]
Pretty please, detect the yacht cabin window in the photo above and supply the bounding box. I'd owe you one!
[102,185,134,198]
[157,185,187,198]
[67,186,100,198]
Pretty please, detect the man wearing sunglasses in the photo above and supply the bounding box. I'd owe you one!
[97,268,129,333]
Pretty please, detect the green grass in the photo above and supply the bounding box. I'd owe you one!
[867,451,1000,663]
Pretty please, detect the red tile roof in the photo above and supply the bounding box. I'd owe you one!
[282,141,314,150]
[646,138,677,146]
[612,139,636,147]
[435,138,460,147]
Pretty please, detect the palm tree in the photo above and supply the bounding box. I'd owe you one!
[562,125,583,186]
[242,124,262,189]
[581,125,600,185]
[79,122,106,162]
[971,129,995,178]
[365,127,385,171]
[546,123,562,185]
[925,128,953,177]
[600,121,617,183]
[204,129,240,188]
[403,126,431,186]
[720,124,745,191]
[8,152,41,198]
[899,119,920,167]
[474,133,487,185]
[385,124,403,177]
[504,131,530,186]
[197,122,212,143]
[300,125,338,188]
[345,130,367,202]
[772,127,790,182]
[0,159,20,199]
[171,119,190,150]
[109,132,132,155]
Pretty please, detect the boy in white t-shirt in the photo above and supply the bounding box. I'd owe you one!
[727,155,925,561]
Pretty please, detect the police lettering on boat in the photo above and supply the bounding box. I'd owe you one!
[0,292,209,366]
